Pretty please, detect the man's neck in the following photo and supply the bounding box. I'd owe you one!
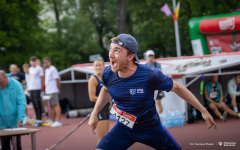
[118,63,137,78]
[147,61,154,64]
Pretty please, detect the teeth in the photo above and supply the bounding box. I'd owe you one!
[112,61,117,67]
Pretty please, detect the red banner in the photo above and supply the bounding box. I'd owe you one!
[206,33,240,54]
[200,15,240,34]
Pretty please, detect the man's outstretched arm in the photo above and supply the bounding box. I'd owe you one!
[88,87,112,134]
[171,80,217,129]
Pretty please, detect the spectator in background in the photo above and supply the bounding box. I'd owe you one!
[36,59,41,67]
[28,56,44,126]
[88,58,110,144]
[145,50,164,115]
[43,57,62,127]
[22,64,30,98]
[204,75,240,121]
[22,64,31,125]
[9,64,25,85]
[35,58,48,118]
[0,70,26,150]
[227,74,240,113]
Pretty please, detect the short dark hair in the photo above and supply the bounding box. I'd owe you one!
[111,37,120,42]
[235,74,240,78]
[22,64,30,68]
[30,56,37,61]
[43,57,51,62]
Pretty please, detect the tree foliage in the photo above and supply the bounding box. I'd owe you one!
[79,0,118,61]
[127,0,240,58]
[1,0,240,71]
[0,0,44,70]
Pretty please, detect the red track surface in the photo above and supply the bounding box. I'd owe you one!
[20,107,240,150]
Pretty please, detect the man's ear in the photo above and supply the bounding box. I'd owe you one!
[128,54,135,61]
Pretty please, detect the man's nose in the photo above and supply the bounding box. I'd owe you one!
[109,51,114,58]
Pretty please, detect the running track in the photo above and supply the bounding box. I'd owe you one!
[20,109,240,150]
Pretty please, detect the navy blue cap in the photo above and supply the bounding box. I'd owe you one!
[111,34,139,63]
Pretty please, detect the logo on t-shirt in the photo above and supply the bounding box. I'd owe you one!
[130,89,136,95]
[129,88,144,95]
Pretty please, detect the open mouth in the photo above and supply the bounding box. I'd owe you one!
[111,60,117,67]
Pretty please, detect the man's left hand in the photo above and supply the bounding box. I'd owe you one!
[202,111,217,129]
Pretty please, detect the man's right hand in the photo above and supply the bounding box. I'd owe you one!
[88,113,98,135]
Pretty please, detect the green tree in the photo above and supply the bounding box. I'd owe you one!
[40,0,108,70]
[79,0,118,61]
[0,0,45,70]
[2,0,239,71]
[118,0,126,34]
[127,0,176,58]
[125,0,240,58]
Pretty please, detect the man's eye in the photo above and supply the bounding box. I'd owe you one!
[115,50,120,53]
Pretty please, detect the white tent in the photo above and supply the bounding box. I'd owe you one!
[155,52,240,121]
[59,52,240,120]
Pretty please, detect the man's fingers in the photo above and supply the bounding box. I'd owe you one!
[88,115,98,135]
[210,119,217,129]
[206,118,217,129]
[205,119,210,128]
[207,123,213,129]
[90,124,96,135]
[89,120,96,135]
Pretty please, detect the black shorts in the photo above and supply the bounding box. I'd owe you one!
[26,95,31,104]
[98,103,110,121]
[236,95,240,103]
[225,94,240,104]
[156,90,165,100]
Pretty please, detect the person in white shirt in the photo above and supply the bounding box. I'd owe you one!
[227,74,240,112]
[28,56,44,126]
[22,63,31,124]
[43,57,62,127]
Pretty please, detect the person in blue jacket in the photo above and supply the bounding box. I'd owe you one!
[88,34,216,150]
[0,70,26,150]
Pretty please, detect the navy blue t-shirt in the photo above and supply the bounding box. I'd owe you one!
[11,72,25,83]
[102,64,173,128]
